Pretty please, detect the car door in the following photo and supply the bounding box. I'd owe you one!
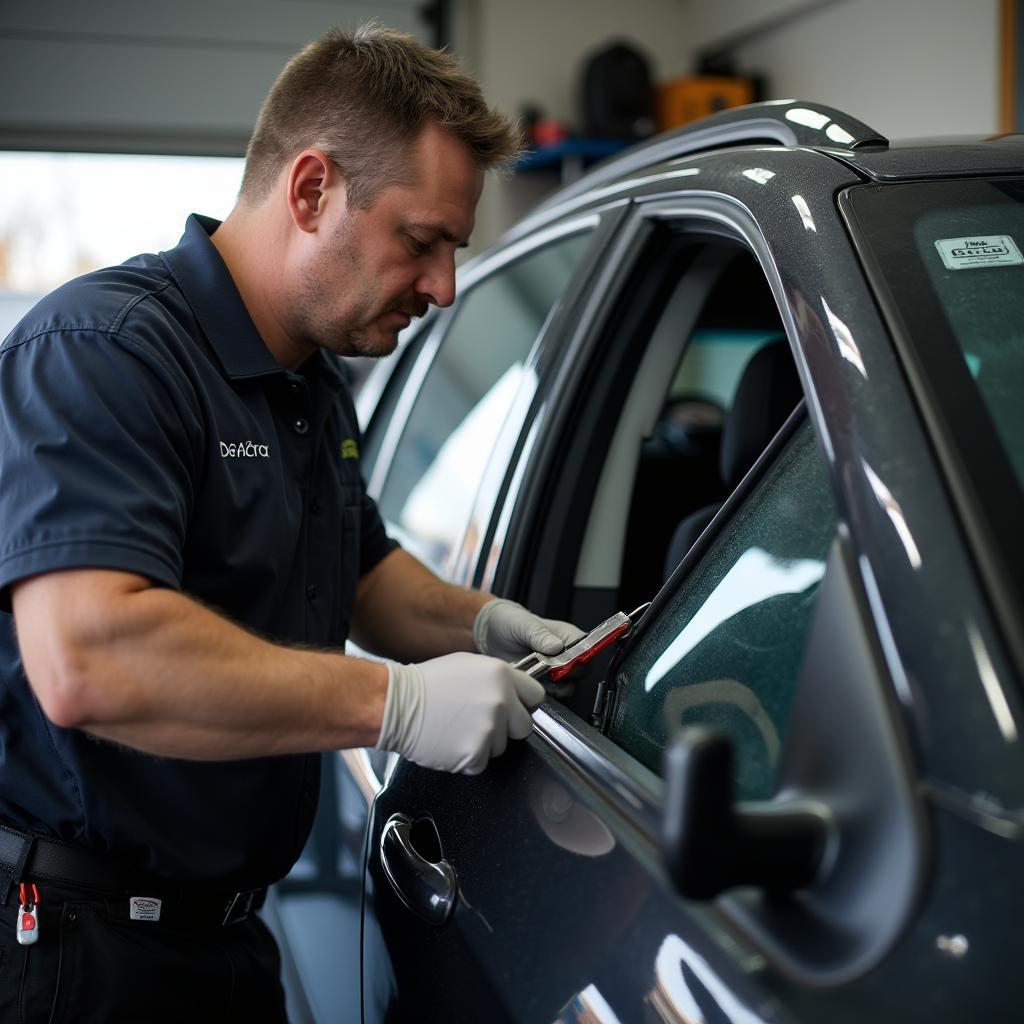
[360,191,926,1021]
[265,208,624,1024]
[362,422,917,1023]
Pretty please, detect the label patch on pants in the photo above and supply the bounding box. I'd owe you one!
[129,896,162,922]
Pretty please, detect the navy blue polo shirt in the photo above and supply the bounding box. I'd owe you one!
[0,214,397,889]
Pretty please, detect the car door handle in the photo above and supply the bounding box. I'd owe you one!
[379,814,457,926]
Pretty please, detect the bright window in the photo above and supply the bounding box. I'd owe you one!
[0,152,244,337]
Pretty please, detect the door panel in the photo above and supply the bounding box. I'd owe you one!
[362,723,774,1024]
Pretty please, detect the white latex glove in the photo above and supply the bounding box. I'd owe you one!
[375,652,546,775]
[473,598,586,662]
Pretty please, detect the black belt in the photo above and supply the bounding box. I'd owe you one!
[0,823,266,927]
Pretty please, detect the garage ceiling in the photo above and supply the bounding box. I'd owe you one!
[0,1,433,155]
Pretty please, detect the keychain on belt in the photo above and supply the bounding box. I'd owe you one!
[17,882,40,945]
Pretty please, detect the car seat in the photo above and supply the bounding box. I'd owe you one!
[662,339,803,580]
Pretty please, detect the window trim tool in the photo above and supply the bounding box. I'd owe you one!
[514,603,651,683]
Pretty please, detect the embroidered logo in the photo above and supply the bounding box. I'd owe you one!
[129,896,162,922]
[220,441,271,459]
[340,439,360,459]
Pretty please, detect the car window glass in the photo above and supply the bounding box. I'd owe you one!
[377,231,591,573]
[848,180,1024,493]
[914,202,1024,488]
[359,326,430,479]
[608,423,836,800]
[668,327,782,407]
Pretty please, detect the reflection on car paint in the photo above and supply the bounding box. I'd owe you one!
[935,933,969,958]
[784,107,831,131]
[586,167,701,206]
[856,553,916,709]
[924,776,1024,839]
[965,619,1019,743]
[741,168,776,186]
[649,934,771,1024]
[340,748,383,802]
[529,780,616,857]
[820,297,867,378]
[790,194,816,233]
[783,106,857,147]
[861,460,923,569]
[644,548,827,692]
[554,982,624,1024]
[454,886,495,935]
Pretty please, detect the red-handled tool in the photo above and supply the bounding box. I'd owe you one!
[514,603,650,683]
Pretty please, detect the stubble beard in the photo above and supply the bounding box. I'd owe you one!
[287,218,402,360]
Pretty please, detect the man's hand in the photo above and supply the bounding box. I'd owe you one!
[473,598,585,663]
[376,653,546,775]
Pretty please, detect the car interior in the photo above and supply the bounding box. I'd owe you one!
[538,236,805,721]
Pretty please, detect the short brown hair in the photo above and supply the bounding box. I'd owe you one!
[240,24,522,208]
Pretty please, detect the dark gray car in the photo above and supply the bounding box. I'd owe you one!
[266,101,1024,1023]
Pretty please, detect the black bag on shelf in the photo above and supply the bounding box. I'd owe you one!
[581,41,655,141]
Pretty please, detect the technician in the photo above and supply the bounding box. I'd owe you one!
[0,25,582,1022]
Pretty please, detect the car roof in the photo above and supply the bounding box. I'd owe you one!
[505,100,1024,243]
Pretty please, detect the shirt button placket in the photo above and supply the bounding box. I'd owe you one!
[284,374,319,631]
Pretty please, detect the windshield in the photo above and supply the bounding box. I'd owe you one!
[844,178,1024,493]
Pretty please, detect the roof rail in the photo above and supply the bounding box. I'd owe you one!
[529,100,888,216]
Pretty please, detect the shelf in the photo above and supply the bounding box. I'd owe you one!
[515,138,633,183]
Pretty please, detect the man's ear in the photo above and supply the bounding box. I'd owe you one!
[286,149,346,233]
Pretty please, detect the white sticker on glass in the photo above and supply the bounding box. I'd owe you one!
[935,235,1024,270]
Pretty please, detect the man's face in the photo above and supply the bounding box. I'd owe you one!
[291,122,483,359]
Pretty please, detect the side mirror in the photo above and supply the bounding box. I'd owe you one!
[662,728,832,899]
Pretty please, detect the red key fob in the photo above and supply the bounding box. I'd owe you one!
[17,905,38,945]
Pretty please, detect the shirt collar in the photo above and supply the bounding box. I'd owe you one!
[160,214,283,381]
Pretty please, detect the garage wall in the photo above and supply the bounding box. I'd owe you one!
[463,0,1004,251]
[0,1,430,155]
[684,0,1001,138]
[455,0,691,253]
[0,0,1003,252]
[465,0,691,127]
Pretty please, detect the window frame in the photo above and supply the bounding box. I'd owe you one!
[363,213,605,508]
[487,196,820,624]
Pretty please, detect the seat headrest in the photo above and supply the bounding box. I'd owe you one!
[719,339,802,489]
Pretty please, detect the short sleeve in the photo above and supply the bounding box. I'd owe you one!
[0,329,202,609]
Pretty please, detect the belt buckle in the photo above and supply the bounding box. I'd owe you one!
[222,889,260,926]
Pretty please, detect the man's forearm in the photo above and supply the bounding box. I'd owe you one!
[351,549,491,661]
[13,569,388,761]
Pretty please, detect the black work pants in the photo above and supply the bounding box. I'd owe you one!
[0,884,289,1023]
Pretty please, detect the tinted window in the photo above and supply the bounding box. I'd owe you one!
[847,178,1024,490]
[377,232,591,573]
[609,424,836,800]
[668,327,784,408]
